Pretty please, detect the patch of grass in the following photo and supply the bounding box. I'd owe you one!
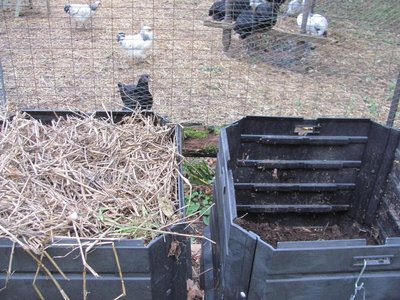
[363,96,380,117]
[294,98,302,107]
[387,80,397,98]
[365,75,374,83]
[203,144,218,154]
[184,128,209,139]
[205,82,223,91]
[184,126,220,139]
[202,65,224,74]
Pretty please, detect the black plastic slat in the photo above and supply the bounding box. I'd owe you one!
[20,109,83,123]
[237,159,362,169]
[237,204,350,213]
[235,183,356,192]
[241,134,368,145]
[365,128,400,224]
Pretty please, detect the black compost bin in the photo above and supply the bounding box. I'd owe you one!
[202,116,400,300]
[0,110,190,300]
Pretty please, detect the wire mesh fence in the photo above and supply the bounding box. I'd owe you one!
[0,0,399,126]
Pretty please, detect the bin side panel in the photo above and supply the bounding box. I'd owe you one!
[248,271,400,300]
[374,137,400,240]
[365,128,400,224]
[149,226,190,300]
[237,117,371,136]
[0,274,152,300]
[0,239,150,273]
[220,225,257,299]
[350,123,392,221]
[253,240,400,275]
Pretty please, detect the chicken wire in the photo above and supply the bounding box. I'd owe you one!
[0,0,399,126]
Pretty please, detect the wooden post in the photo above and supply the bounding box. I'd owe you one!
[15,0,23,17]
[45,0,51,15]
[386,70,400,128]
[0,61,6,107]
[222,0,234,51]
[310,0,316,14]
[300,0,314,34]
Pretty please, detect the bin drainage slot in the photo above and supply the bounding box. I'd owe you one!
[353,255,393,267]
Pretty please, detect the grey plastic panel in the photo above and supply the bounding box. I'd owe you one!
[277,239,367,249]
[248,272,400,300]
[0,274,152,300]
[205,116,400,300]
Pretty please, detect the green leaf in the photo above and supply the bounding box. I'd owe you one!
[200,206,211,216]
[202,198,211,206]
[187,202,200,215]
[203,215,210,225]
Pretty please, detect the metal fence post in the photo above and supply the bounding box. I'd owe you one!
[0,61,6,106]
[386,70,400,128]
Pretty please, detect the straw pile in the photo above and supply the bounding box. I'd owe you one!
[0,111,182,254]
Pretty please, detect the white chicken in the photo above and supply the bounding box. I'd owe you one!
[116,26,154,63]
[296,13,328,36]
[64,1,101,29]
[286,0,304,17]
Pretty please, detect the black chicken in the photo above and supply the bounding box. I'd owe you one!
[117,74,153,111]
[208,0,250,21]
[233,1,283,39]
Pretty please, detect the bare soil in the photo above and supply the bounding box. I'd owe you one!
[235,213,379,248]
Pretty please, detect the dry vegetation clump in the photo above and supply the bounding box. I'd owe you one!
[0,111,183,255]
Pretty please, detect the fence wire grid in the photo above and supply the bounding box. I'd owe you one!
[1,0,399,126]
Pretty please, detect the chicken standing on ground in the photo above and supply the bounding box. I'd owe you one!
[64,1,101,29]
[117,74,153,111]
[297,13,328,36]
[117,26,154,64]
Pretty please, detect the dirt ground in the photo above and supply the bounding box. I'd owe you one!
[1,0,399,126]
[235,213,379,248]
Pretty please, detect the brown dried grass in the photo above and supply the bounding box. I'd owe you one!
[0,111,183,255]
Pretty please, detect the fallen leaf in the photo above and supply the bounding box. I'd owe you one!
[168,240,181,259]
[187,278,204,300]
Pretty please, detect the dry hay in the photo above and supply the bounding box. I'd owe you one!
[0,111,184,256]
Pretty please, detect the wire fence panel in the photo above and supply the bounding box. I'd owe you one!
[0,0,399,126]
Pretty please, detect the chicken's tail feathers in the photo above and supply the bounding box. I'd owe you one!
[64,4,71,13]
[90,1,101,11]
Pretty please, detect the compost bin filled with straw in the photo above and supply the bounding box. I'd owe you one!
[0,111,190,300]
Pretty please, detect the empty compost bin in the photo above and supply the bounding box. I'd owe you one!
[0,110,190,300]
[202,116,400,300]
